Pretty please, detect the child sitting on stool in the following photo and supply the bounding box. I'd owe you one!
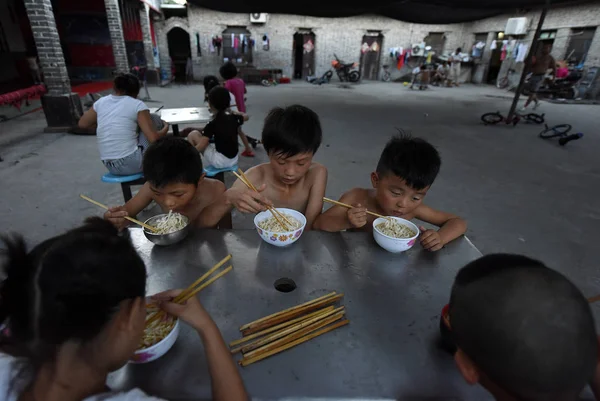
[188,87,253,169]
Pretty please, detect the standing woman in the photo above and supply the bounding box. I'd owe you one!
[79,73,169,176]
[449,48,462,87]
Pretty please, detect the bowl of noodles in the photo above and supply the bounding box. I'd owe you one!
[372,216,420,253]
[143,211,190,246]
[253,208,306,247]
[131,303,180,364]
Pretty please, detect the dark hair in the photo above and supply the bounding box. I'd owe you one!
[219,62,238,80]
[0,218,146,370]
[450,254,597,401]
[114,73,141,98]
[203,75,220,101]
[456,47,462,53]
[208,86,231,113]
[376,134,441,190]
[143,136,203,188]
[262,105,322,158]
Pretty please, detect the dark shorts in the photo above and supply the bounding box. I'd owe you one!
[526,74,545,93]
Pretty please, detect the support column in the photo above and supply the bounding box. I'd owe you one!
[105,0,130,74]
[157,24,172,84]
[24,0,82,130]
[140,3,159,84]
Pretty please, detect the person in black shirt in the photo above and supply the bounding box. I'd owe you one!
[188,87,252,168]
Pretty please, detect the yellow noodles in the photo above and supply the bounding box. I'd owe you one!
[152,210,187,234]
[258,214,302,232]
[376,219,416,239]
[139,308,176,349]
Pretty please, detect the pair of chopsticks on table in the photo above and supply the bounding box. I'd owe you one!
[146,254,233,327]
[229,291,348,366]
[322,197,390,220]
[79,194,159,232]
[232,168,294,231]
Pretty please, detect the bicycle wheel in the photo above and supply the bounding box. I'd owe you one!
[481,112,504,125]
[539,124,572,139]
[525,113,545,124]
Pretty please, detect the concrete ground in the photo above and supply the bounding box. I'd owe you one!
[1,81,599,299]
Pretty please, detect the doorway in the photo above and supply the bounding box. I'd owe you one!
[292,31,315,79]
[360,34,383,80]
[167,27,191,83]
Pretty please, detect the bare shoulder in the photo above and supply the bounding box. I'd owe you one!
[307,162,327,181]
[244,163,269,181]
[200,178,226,200]
[339,187,370,204]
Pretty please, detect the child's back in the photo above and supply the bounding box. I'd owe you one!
[220,62,246,112]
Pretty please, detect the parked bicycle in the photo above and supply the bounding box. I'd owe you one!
[481,111,545,126]
[539,124,583,146]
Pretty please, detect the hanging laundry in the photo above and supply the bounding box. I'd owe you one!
[397,50,406,69]
[371,42,379,52]
[426,52,433,64]
[233,35,240,55]
[490,40,497,50]
[215,36,222,56]
[362,42,370,54]
[516,44,528,62]
[210,37,216,53]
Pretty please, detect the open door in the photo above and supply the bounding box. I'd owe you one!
[293,31,315,79]
[360,34,383,80]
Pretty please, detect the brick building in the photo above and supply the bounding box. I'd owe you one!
[156,3,600,85]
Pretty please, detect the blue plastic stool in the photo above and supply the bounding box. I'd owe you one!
[101,172,145,202]
[203,164,238,183]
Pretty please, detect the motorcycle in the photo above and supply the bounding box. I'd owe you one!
[535,69,583,100]
[331,54,361,82]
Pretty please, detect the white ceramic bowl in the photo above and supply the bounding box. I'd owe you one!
[372,216,420,253]
[253,208,307,247]
[130,318,180,364]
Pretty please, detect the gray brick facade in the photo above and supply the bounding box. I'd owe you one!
[23,0,71,95]
[104,0,129,73]
[140,3,155,69]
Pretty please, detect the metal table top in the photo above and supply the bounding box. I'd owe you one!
[108,229,490,400]
[157,107,212,125]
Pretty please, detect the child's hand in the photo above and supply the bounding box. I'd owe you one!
[419,226,443,251]
[153,289,214,332]
[104,206,129,231]
[226,184,272,214]
[347,204,368,228]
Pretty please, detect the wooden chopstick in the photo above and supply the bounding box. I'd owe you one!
[323,197,388,220]
[239,319,349,367]
[243,311,346,359]
[79,194,159,232]
[232,171,291,231]
[241,294,344,335]
[145,256,233,326]
[240,307,345,355]
[239,291,337,331]
[229,306,335,350]
[588,294,600,303]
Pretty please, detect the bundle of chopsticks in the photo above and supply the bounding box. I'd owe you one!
[146,255,233,327]
[229,291,348,366]
[232,168,294,231]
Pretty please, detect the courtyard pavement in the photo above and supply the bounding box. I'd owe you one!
[1,81,599,301]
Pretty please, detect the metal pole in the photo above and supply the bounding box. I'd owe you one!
[506,0,550,120]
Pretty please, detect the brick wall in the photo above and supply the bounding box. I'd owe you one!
[180,8,468,81]
[104,0,129,73]
[23,0,71,95]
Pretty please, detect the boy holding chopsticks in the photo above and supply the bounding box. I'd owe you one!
[206,105,327,229]
[104,136,227,229]
[313,134,466,251]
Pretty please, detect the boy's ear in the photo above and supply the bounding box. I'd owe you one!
[454,348,480,385]
[370,172,379,188]
[198,173,206,184]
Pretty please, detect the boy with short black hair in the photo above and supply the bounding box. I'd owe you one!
[314,134,466,250]
[208,105,327,229]
[449,253,598,401]
[104,136,225,229]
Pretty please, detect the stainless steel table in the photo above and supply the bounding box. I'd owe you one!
[153,107,212,136]
[108,229,490,400]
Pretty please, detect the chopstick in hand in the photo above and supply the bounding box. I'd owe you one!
[232,170,291,230]
[322,197,389,220]
[79,194,159,232]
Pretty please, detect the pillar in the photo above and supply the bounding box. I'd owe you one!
[105,0,130,73]
[157,23,172,83]
[23,0,82,130]
[140,3,159,84]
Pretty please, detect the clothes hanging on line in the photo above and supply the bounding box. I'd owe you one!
[516,44,528,62]
[490,40,497,50]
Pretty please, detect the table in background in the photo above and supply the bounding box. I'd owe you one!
[150,107,212,136]
[108,229,491,400]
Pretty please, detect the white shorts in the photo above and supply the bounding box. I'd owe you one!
[202,143,238,169]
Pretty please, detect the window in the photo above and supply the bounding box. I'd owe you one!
[539,30,557,41]
[425,32,445,55]
[222,26,253,65]
[566,27,596,65]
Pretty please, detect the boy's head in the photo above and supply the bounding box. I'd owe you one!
[262,105,322,185]
[371,134,440,217]
[207,86,230,114]
[219,62,238,80]
[143,137,204,211]
[203,75,220,100]
[450,254,597,401]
